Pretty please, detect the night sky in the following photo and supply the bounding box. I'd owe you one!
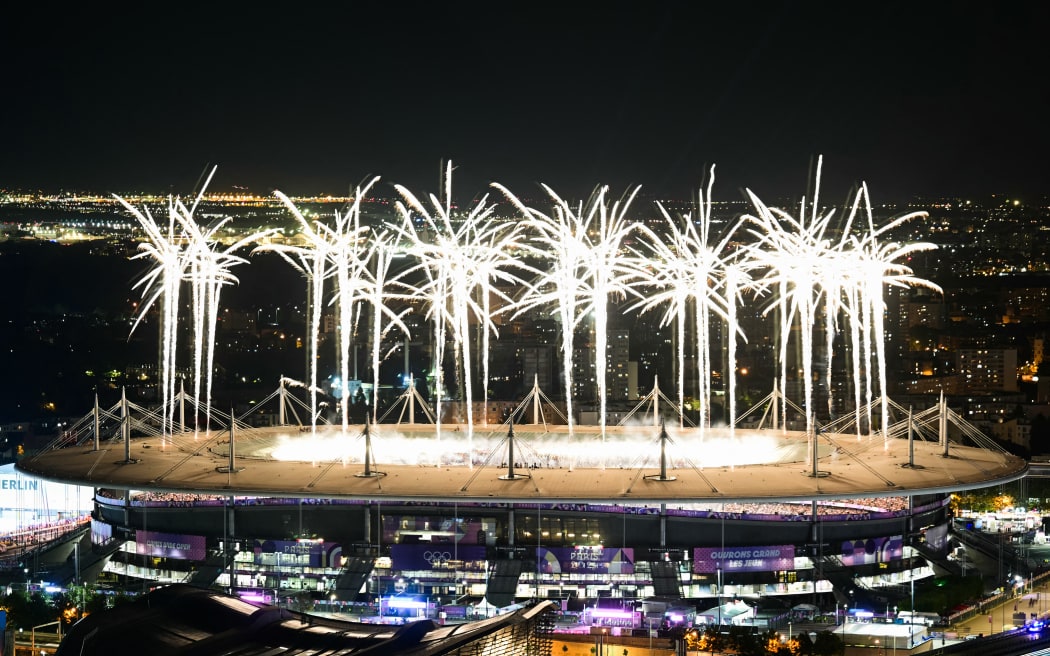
[2,2,1047,202]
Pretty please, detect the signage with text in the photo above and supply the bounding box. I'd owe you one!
[693,545,795,573]
[537,546,635,574]
[135,529,206,560]
[253,539,340,568]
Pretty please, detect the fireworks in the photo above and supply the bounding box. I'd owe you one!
[390,162,532,462]
[123,159,938,463]
[124,167,274,437]
[507,183,647,456]
[630,166,742,435]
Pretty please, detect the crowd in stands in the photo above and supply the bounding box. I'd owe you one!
[690,497,909,517]
[852,496,910,512]
[98,489,226,506]
[0,515,90,561]
[94,489,916,521]
[131,491,226,506]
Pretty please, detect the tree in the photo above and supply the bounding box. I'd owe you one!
[728,625,761,655]
[1,590,58,629]
[812,630,843,656]
[84,592,111,617]
[696,626,725,653]
[796,631,814,656]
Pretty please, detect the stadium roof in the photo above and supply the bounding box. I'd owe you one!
[19,424,1028,504]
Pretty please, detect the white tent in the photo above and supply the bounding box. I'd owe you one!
[472,598,500,617]
[472,598,524,617]
[697,600,753,626]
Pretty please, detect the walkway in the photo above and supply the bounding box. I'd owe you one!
[949,586,1049,639]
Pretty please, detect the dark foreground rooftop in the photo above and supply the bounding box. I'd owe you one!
[56,584,555,656]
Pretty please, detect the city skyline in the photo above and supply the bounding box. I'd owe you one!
[2,3,1048,201]
[3,183,1049,433]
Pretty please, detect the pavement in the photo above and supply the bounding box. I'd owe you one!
[948,588,1049,639]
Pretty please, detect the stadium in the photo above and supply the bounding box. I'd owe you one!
[9,167,1033,654]
[14,381,1026,655]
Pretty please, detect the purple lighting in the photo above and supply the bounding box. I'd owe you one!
[590,609,636,620]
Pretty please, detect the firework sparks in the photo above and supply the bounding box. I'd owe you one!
[119,158,941,467]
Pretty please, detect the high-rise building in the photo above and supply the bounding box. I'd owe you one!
[519,345,554,393]
[573,328,631,405]
[956,348,1018,392]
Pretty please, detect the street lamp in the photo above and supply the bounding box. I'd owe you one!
[375,576,383,621]
[275,552,282,606]
[595,627,608,656]
[413,578,422,618]
[841,603,848,646]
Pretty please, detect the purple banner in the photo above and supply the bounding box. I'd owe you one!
[693,545,795,574]
[391,544,487,571]
[537,547,635,575]
[840,535,903,566]
[135,529,206,560]
[441,605,468,619]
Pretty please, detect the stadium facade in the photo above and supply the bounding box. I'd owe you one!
[15,392,1027,631]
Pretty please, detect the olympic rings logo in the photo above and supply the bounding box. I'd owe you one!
[424,550,453,566]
